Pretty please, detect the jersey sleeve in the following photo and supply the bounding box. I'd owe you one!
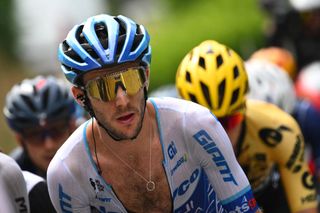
[47,156,91,213]
[0,153,30,213]
[267,115,318,212]
[186,108,259,212]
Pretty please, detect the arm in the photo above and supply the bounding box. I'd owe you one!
[0,153,30,213]
[272,118,318,213]
[47,157,91,213]
[189,110,261,212]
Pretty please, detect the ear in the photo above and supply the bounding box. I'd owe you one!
[71,86,86,107]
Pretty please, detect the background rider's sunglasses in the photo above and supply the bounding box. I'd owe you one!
[21,121,70,145]
[85,67,147,102]
[218,113,244,130]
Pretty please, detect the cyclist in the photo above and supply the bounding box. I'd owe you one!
[249,46,297,80]
[176,39,318,213]
[294,61,320,180]
[47,14,261,212]
[4,75,78,179]
[0,152,29,213]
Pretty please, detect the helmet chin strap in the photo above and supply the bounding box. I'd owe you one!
[83,87,148,141]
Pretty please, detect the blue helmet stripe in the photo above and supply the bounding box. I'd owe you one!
[63,25,101,71]
[118,15,137,63]
[83,14,119,64]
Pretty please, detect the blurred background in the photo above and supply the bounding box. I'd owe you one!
[0,0,266,153]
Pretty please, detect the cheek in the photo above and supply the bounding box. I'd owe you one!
[25,144,43,156]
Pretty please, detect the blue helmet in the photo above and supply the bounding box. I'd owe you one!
[58,14,152,85]
[3,75,76,132]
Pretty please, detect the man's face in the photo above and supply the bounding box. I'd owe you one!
[82,63,149,140]
[19,119,76,173]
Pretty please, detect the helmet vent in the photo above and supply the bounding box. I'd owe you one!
[63,41,85,64]
[200,82,212,108]
[188,93,198,104]
[42,89,50,110]
[95,23,109,49]
[231,88,240,105]
[218,79,226,108]
[216,54,223,69]
[199,57,206,69]
[233,66,239,79]
[21,95,36,112]
[186,71,192,83]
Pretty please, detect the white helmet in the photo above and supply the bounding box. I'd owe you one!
[295,61,320,109]
[149,84,180,98]
[289,0,320,11]
[246,59,297,113]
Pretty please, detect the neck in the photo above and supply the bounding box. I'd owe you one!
[226,121,243,150]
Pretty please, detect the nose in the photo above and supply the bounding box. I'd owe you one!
[115,86,129,107]
[42,136,58,150]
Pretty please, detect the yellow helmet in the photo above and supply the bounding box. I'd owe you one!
[250,47,297,80]
[176,40,248,118]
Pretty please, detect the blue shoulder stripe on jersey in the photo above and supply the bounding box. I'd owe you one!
[149,98,169,166]
[209,111,218,122]
[82,119,112,189]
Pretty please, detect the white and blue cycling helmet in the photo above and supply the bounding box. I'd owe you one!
[246,59,297,114]
[58,14,151,86]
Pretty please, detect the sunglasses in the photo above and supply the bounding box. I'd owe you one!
[85,67,147,102]
[218,113,244,130]
[21,121,71,146]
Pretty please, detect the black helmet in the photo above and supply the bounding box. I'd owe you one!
[3,75,76,132]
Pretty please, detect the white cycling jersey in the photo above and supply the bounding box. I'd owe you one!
[47,97,259,213]
[0,152,30,213]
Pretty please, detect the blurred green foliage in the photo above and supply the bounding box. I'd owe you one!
[0,0,16,58]
[147,0,266,92]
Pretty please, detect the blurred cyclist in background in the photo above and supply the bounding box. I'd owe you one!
[4,75,78,179]
[176,39,318,213]
[259,0,320,70]
[294,62,320,182]
[0,152,29,213]
[249,46,297,80]
[3,75,80,212]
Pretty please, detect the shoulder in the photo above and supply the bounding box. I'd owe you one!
[246,100,299,129]
[47,121,89,179]
[149,97,217,120]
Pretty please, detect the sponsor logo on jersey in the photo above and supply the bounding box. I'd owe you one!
[301,192,317,204]
[286,134,303,173]
[15,197,27,213]
[302,171,315,190]
[228,196,257,213]
[173,168,200,201]
[89,178,105,192]
[59,184,72,213]
[170,154,187,175]
[193,129,238,185]
[168,141,177,159]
